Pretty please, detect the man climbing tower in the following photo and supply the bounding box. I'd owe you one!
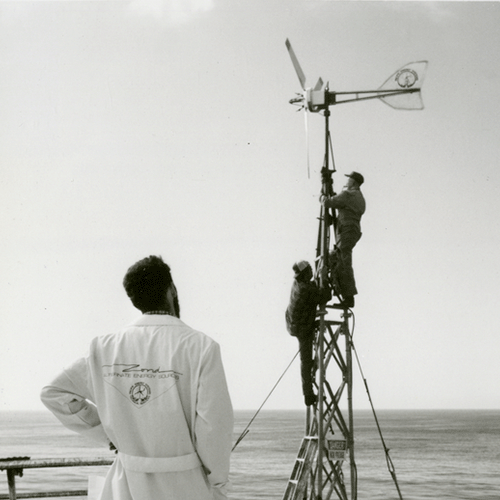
[285,260,330,406]
[321,171,366,308]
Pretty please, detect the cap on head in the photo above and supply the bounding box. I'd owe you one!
[345,171,364,186]
[293,260,311,278]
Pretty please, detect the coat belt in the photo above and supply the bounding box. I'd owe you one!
[118,451,201,473]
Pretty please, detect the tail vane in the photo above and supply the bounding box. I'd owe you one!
[378,61,429,110]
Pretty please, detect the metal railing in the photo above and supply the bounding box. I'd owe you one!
[0,457,113,500]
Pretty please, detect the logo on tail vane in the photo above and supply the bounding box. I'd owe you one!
[396,68,418,89]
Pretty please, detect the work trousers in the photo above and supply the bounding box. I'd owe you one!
[335,226,362,297]
[297,331,315,398]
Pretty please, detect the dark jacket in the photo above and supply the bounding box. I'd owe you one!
[285,279,324,338]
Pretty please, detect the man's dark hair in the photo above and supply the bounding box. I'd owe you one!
[123,255,175,313]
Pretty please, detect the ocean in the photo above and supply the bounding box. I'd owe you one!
[0,409,498,500]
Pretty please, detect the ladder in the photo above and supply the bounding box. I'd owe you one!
[282,435,318,500]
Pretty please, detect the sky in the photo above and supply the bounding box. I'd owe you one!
[1,0,500,413]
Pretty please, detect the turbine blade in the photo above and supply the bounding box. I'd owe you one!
[304,109,310,179]
[314,77,324,91]
[285,39,306,90]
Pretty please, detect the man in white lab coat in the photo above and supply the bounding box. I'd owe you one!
[41,255,234,500]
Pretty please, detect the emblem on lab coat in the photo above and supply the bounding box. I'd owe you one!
[129,382,151,405]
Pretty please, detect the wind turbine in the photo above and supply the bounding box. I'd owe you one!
[286,38,428,112]
[283,39,428,500]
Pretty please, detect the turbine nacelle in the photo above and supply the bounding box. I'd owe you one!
[306,84,326,112]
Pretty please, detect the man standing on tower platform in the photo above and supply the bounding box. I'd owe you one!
[321,171,366,308]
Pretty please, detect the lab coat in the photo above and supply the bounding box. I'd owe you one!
[41,314,234,500]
